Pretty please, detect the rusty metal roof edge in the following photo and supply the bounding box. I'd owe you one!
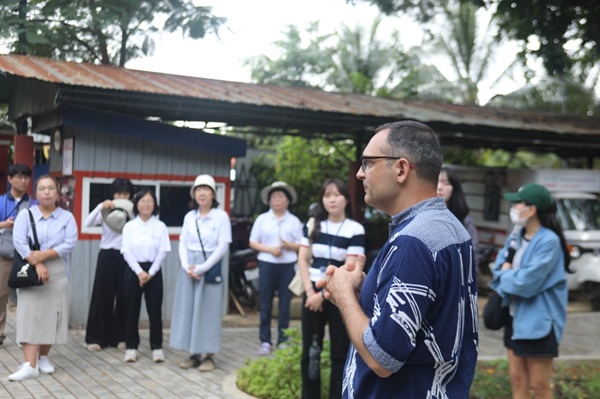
[1,54,599,136]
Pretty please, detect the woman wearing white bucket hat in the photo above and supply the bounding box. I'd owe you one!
[169,174,232,372]
[250,181,303,356]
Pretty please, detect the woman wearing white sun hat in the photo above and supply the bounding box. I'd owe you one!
[169,174,232,372]
[250,181,303,356]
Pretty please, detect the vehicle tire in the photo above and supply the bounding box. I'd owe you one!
[237,277,259,310]
[582,282,600,311]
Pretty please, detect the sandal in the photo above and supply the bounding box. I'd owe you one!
[198,356,215,372]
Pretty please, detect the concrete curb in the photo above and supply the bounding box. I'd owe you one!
[222,372,256,399]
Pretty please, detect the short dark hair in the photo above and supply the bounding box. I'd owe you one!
[111,178,134,198]
[132,189,160,216]
[374,120,442,186]
[8,164,32,178]
[189,192,220,210]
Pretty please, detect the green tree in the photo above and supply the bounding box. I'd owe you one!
[248,135,356,219]
[245,18,440,97]
[244,19,439,216]
[0,0,225,66]
[487,72,600,116]
[244,23,336,88]
[430,2,503,104]
[356,0,600,79]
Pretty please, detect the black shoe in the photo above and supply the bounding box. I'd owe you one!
[179,354,201,369]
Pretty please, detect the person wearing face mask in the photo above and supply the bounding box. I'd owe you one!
[489,183,570,399]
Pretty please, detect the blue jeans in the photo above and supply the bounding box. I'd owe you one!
[259,261,295,345]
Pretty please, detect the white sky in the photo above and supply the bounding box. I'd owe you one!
[127,0,524,105]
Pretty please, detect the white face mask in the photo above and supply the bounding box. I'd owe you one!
[509,206,529,226]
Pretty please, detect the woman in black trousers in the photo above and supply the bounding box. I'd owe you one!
[85,178,134,351]
[121,189,171,363]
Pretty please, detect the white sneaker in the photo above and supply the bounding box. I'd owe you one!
[257,342,271,356]
[37,356,55,374]
[124,349,137,363]
[8,362,40,381]
[152,349,165,363]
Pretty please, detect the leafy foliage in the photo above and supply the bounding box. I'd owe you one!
[487,73,600,116]
[245,18,448,98]
[239,349,600,399]
[237,328,331,399]
[357,0,600,79]
[249,135,356,220]
[469,359,600,399]
[0,0,225,65]
[244,23,336,89]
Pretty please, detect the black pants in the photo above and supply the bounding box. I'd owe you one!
[124,262,163,350]
[301,289,350,399]
[85,249,127,347]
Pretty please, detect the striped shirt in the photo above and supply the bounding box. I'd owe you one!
[300,218,365,282]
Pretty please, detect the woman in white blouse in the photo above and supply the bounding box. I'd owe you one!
[170,175,231,372]
[9,175,78,381]
[121,189,171,363]
[84,178,134,351]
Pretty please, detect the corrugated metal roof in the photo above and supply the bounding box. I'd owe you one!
[1,54,598,138]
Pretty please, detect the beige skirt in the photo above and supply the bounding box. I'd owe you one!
[16,257,69,345]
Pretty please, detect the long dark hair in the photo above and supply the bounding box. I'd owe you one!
[535,202,572,272]
[310,178,352,243]
[442,167,470,224]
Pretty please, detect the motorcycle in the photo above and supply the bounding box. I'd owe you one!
[228,247,259,315]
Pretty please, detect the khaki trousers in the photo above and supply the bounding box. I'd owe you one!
[0,256,13,342]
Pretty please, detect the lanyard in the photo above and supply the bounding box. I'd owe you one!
[325,219,346,263]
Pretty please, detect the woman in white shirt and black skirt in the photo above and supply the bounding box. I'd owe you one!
[120,189,171,363]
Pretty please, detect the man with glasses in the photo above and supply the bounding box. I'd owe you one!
[0,164,36,346]
[320,121,478,398]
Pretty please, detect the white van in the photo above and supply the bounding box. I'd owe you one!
[554,191,600,310]
[447,165,600,310]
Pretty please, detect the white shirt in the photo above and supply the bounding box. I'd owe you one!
[249,209,303,264]
[121,215,171,276]
[84,203,123,250]
[178,208,232,273]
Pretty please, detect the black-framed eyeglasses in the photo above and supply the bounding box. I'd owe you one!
[360,156,415,172]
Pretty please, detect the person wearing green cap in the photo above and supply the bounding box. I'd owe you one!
[489,182,571,399]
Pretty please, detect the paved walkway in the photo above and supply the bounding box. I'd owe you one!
[1,302,599,398]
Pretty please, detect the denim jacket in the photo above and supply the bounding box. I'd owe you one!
[489,226,568,341]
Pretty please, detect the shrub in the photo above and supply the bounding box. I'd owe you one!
[238,329,600,399]
[237,328,331,399]
[469,359,600,399]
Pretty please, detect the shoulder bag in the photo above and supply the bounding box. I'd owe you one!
[195,220,222,284]
[482,292,509,330]
[8,209,43,288]
[289,217,315,296]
